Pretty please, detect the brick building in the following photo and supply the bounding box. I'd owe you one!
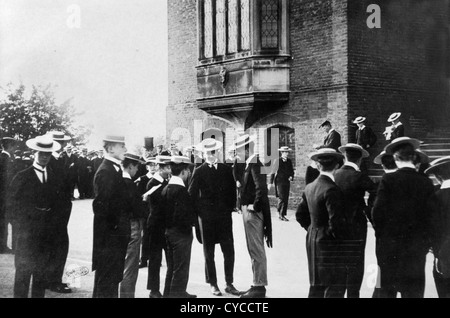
[166,0,450,201]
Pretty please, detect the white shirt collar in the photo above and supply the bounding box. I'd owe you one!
[122,171,132,180]
[205,158,218,166]
[104,154,122,171]
[328,128,336,136]
[33,161,47,171]
[441,180,450,190]
[344,162,360,172]
[52,152,60,159]
[153,172,164,183]
[359,125,366,131]
[396,161,416,170]
[394,121,403,128]
[146,171,154,179]
[169,175,185,187]
[320,171,335,183]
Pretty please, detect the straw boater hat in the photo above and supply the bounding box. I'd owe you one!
[26,136,61,153]
[278,146,293,152]
[146,155,172,165]
[234,134,257,150]
[338,143,370,158]
[124,153,145,164]
[385,137,421,154]
[199,138,223,153]
[47,131,71,142]
[425,156,450,175]
[103,135,126,143]
[353,117,367,124]
[374,151,393,165]
[170,156,193,165]
[308,148,344,162]
[387,112,402,123]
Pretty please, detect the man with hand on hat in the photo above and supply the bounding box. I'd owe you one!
[142,156,172,298]
[384,112,404,143]
[162,156,197,298]
[296,148,349,298]
[425,156,450,298]
[119,153,147,298]
[45,131,74,294]
[269,146,295,222]
[92,135,129,298]
[188,139,241,297]
[0,137,19,254]
[334,144,377,298]
[372,137,437,298]
[315,121,342,151]
[8,136,62,298]
[234,135,272,298]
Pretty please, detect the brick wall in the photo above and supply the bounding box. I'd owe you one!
[347,0,450,155]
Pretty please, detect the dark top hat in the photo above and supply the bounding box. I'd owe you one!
[144,137,154,150]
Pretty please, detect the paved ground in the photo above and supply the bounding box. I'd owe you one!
[0,198,439,298]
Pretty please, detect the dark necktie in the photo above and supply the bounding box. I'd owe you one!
[34,167,46,183]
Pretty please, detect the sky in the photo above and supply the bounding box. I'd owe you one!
[0,0,168,150]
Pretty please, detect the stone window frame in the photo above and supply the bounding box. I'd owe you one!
[197,0,290,63]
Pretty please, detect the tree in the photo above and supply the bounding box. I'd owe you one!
[0,83,92,145]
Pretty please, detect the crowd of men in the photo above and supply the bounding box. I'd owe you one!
[1,110,450,298]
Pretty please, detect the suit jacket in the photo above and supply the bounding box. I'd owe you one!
[270,157,295,186]
[371,167,437,289]
[92,159,131,281]
[356,126,377,150]
[318,130,342,151]
[241,155,272,237]
[188,162,236,244]
[123,177,146,220]
[295,174,348,286]
[8,166,61,269]
[334,165,377,237]
[0,152,16,208]
[162,184,196,235]
[145,175,168,246]
[432,188,450,277]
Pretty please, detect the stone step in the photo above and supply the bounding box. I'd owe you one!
[420,143,450,150]
[422,138,450,144]
[421,149,450,156]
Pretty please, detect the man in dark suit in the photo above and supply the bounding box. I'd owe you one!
[188,139,241,297]
[354,117,377,173]
[8,136,62,298]
[120,153,146,298]
[63,145,78,200]
[335,143,377,298]
[425,156,450,298]
[45,131,73,294]
[92,135,130,298]
[142,156,171,298]
[296,148,349,298]
[269,146,295,222]
[0,137,18,254]
[315,121,342,151]
[77,148,92,199]
[372,137,437,298]
[234,135,272,298]
[162,156,197,298]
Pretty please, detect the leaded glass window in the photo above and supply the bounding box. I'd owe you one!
[240,0,250,51]
[204,0,214,58]
[261,0,279,49]
[216,0,227,56]
[227,0,239,53]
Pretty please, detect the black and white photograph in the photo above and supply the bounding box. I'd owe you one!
[1,0,450,306]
